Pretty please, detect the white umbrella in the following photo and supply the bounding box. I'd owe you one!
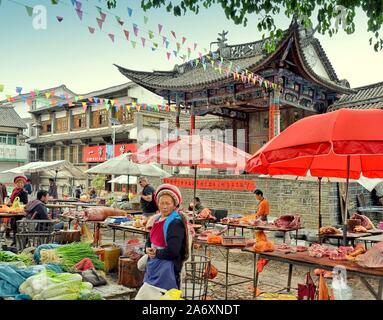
[86,153,171,178]
[107,175,138,185]
[2,160,87,179]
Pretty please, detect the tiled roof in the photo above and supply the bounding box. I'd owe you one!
[117,21,353,95]
[0,106,27,129]
[328,81,383,111]
[28,124,135,144]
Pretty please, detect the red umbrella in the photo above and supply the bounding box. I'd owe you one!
[245,109,383,245]
[134,135,251,220]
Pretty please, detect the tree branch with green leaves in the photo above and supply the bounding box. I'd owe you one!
[106,0,383,51]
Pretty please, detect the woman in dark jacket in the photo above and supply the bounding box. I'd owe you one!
[141,184,189,291]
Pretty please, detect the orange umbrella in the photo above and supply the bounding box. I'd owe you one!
[246,109,383,245]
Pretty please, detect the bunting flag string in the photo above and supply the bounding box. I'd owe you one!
[4,0,282,93]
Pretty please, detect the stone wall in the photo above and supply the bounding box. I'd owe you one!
[161,174,372,229]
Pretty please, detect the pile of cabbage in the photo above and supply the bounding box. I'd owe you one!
[19,269,96,300]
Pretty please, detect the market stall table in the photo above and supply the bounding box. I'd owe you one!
[105,223,149,242]
[243,247,383,300]
[193,239,254,300]
[319,232,372,246]
[362,234,383,248]
[217,222,302,244]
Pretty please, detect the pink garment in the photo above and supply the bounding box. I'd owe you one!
[150,218,166,248]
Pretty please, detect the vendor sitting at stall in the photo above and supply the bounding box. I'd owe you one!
[240,189,270,223]
[25,190,64,230]
[188,197,204,214]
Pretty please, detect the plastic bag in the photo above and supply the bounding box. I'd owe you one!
[331,265,352,300]
[298,272,316,300]
[135,282,167,300]
[318,271,330,300]
[81,224,94,244]
[204,262,218,279]
[160,289,184,300]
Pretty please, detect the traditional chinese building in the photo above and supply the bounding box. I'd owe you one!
[116,20,355,153]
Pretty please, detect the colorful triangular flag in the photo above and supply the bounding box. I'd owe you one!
[45,92,51,99]
[26,99,33,107]
[171,31,176,38]
[100,12,106,22]
[56,16,63,22]
[123,30,129,40]
[127,7,133,17]
[158,24,163,34]
[182,37,186,45]
[173,50,177,57]
[148,30,154,39]
[75,9,83,21]
[165,40,169,49]
[25,6,33,17]
[144,16,148,24]
[96,18,103,29]
[194,43,197,50]
[0,84,3,92]
[141,37,146,47]
[82,102,87,111]
[94,97,99,104]
[88,26,95,34]
[162,36,167,45]
[131,41,136,48]
[133,24,139,36]
[16,87,22,94]
[166,52,171,60]
[108,33,115,43]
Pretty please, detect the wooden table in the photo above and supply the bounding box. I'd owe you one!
[125,209,143,216]
[243,247,383,300]
[217,222,303,244]
[362,234,383,248]
[193,239,254,300]
[319,232,372,246]
[105,223,149,242]
[0,212,26,218]
[46,204,76,209]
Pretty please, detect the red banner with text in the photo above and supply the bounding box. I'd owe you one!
[84,144,137,162]
[163,178,255,191]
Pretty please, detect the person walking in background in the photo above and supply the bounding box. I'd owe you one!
[0,182,8,205]
[48,178,58,199]
[75,185,82,199]
[24,179,32,195]
[138,176,158,217]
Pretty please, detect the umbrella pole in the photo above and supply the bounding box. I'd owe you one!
[343,156,351,246]
[318,177,322,243]
[127,175,130,202]
[193,166,197,225]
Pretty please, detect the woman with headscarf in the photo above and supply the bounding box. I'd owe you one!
[8,176,29,246]
[136,184,189,298]
[9,176,28,206]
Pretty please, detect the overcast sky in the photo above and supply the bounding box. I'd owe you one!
[0,0,381,100]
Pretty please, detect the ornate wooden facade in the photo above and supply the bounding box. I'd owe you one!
[116,20,355,153]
